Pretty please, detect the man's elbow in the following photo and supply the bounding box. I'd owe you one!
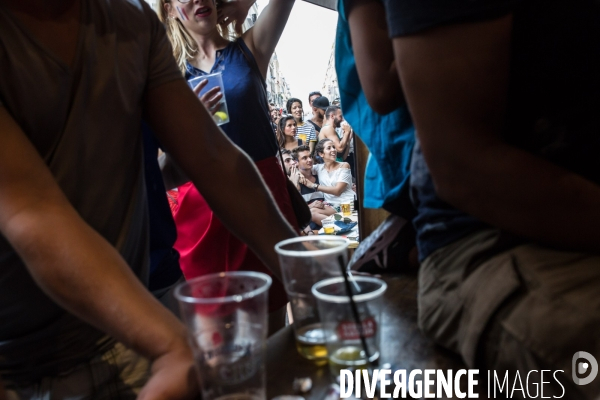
[429,168,475,212]
[364,86,404,115]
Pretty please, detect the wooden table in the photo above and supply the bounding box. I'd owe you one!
[266,274,466,399]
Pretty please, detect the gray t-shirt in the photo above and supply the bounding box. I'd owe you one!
[0,0,182,381]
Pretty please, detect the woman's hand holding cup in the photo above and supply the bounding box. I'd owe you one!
[192,79,223,115]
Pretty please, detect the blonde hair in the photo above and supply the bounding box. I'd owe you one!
[157,0,238,74]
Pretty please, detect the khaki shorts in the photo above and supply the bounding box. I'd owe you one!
[419,229,600,399]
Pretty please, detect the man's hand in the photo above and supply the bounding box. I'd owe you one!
[289,166,302,188]
[341,120,352,136]
[138,344,199,400]
[218,0,255,37]
[0,108,201,399]
[298,174,307,187]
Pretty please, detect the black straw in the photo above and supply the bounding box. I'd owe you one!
[337,255,373,366]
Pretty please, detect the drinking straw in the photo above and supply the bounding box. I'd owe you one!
[337,255,373,367]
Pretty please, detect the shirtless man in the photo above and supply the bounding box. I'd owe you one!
[318,106,353,161]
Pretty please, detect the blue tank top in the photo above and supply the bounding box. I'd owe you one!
[185,38,277,162]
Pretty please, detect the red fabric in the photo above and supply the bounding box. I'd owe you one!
[171,156,297,311]
[166,189,179,213]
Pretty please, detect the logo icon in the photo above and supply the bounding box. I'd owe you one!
[572,351,598,385]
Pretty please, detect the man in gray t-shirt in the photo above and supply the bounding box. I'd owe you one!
[0,0,295,397]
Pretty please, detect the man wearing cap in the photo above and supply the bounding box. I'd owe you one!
[308,95,329,134]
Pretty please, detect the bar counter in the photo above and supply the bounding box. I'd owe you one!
[266,274,466,399]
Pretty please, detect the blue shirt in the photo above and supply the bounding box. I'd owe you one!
[185,39,277,162]
[386,0,600,260]
[335,0,415,218]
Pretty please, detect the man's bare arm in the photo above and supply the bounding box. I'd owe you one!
[321,125,349,154]
[395,15,600,252]
[145,79,297,280]
[158,152,189,190]
[0,108,196,399]
[347,0,403,114]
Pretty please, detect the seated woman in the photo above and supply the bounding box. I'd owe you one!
[291,145,336,232]
[312,139,356,207]
[277,115,302,151]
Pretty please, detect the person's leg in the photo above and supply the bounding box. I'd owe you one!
[419,229,600,399]
[477,245,600,399]
[310,209,333,226]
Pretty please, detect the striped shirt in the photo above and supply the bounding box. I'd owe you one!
[296,121,317,143]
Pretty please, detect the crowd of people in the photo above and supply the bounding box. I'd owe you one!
[0,0,599,398]
[272,92,357,234]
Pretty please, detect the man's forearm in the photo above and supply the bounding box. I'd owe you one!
[147,81,297,280]
[185,148,296,280]
[5,202,189,361]
[428,141,600,252]
[158,152,190,190]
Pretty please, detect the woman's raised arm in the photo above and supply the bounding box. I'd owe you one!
[242,0,295,77]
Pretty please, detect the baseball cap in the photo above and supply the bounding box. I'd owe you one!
[312,96,330,110]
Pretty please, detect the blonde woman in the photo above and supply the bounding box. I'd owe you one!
[158,0,296,318]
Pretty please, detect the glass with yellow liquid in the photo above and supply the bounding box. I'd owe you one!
[328,345,379,378]
[323,221,336,235]
[188,72,230,126]
[341,203,352,217]
[274,237,350,363]
[312,276,387,381]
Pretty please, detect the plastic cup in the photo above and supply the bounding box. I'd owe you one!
[322,220,336,235]
[340,203,352,217]
[274,237,349,363]
[312,276,387,380]
[188,72,230,126]
[175,272,271,400]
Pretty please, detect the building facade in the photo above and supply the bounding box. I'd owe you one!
[321,42,340,104]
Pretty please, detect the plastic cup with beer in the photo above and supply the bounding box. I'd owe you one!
[322,220,336,235]
[175,271,271,400]
[274,237,349,363]
[188,72,230,126]
[312,276,387,380]
[340,202,352,217]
